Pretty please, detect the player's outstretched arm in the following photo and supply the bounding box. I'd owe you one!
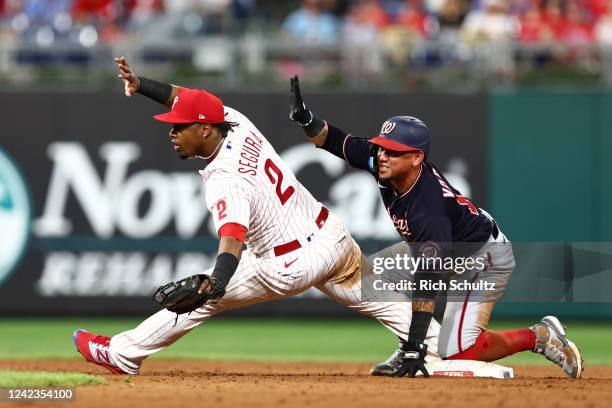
[153,235,242,314]
[114,56,181,108]
[197,235,243,298]
[289,76,377,173]
[289,76,328,146]
[396,237,451,377]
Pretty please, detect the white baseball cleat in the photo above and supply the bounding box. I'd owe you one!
[531,316,583,379]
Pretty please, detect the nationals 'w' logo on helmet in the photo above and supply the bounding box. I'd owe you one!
[370,116,431,155]
[381,121,397,134]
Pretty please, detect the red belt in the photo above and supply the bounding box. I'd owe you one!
[273,207,329,257]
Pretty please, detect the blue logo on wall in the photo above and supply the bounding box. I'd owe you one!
[0,149,31,287]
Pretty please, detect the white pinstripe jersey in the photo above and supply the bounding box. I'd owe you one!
[201,106,323,256]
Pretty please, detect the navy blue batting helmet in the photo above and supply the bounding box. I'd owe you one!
[369,116,431,156]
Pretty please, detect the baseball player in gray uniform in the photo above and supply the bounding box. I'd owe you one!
[288,76,583,379]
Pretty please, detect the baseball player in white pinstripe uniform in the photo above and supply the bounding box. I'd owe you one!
[71,57,440,375]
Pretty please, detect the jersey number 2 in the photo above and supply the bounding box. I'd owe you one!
[264,159,295,205]
[216,199,227,220]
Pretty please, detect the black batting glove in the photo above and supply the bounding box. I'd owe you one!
[394,342,430,378]
[289,76,313,126]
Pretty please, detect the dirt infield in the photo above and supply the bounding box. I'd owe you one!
[1,360,611,408]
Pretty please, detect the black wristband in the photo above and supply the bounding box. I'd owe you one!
[304,115,325,138]
[210,252,239,288]
[137,77,173,105]
[408,311,432,345]
[414,272,439,299]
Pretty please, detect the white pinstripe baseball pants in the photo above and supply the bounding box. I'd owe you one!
[109,213,440,374]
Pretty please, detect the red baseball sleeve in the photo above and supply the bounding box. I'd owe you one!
[218,222,247,243]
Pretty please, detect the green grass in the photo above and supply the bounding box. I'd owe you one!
[0,318,610,366]
[0,371,106,387]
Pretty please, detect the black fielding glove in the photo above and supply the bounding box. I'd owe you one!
[394,342,430,378]
[289,76,324,136]
[153,274,226,315]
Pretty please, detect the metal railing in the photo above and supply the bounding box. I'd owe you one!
[1,33,611,90]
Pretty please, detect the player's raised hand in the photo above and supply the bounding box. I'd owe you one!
[114,56,140,97]
[394,342,430,378]
[289,76,313,126]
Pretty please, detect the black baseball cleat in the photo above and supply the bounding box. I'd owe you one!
[370,342,405,376]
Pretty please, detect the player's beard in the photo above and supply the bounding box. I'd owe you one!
[378,166,391,180]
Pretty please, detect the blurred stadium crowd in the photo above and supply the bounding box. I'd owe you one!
[0,0,611,88]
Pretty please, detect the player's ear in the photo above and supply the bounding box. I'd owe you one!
[201,123,212,138]
[414,151,425,166]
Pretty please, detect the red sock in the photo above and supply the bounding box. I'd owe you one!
[447,329,536,362]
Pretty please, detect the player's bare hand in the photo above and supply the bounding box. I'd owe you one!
[114,56,140,97]
[289,75,312,126]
